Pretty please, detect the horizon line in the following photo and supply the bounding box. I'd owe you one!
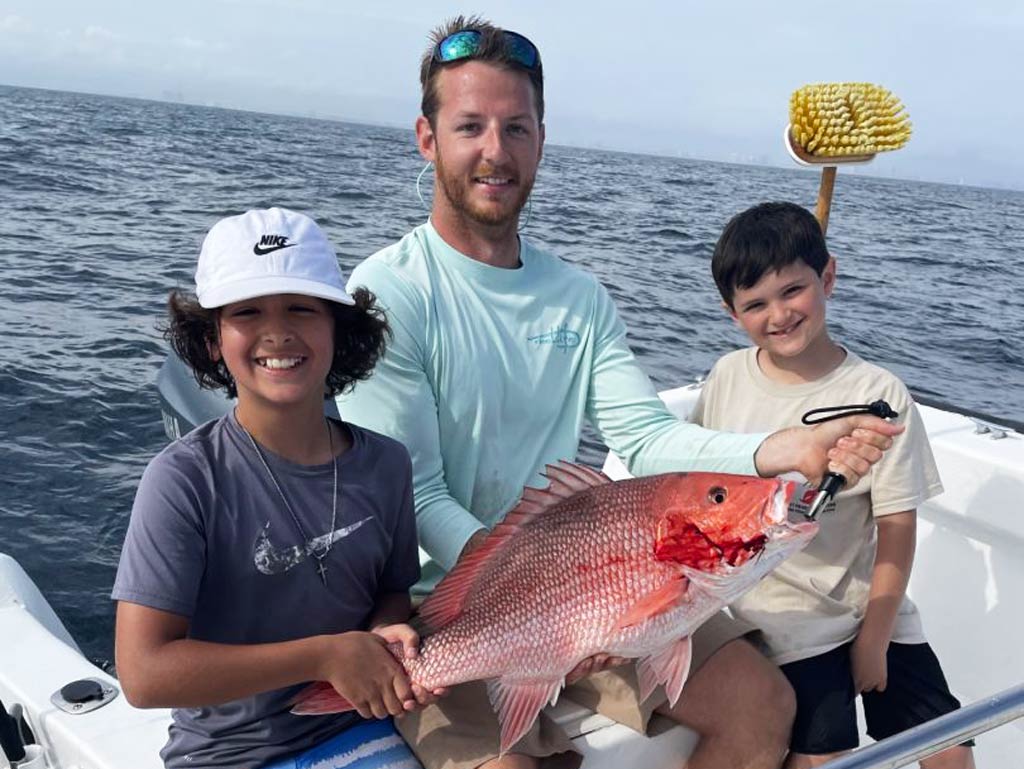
[3,81,1022,196]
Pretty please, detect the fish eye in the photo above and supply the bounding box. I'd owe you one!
[708,486,728,505]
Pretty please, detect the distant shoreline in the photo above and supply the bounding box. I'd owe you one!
[4,81,1021,194]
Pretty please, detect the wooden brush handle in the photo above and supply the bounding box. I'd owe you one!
[816,166,837,237]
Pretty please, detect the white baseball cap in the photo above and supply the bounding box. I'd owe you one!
[195,207,355,309]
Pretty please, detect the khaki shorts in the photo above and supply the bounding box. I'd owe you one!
[397,611,755,769]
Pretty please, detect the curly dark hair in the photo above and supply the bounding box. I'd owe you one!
[164,288,391,399]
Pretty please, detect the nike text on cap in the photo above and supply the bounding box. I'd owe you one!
[195,206,355,309]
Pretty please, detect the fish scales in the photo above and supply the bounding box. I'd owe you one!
[408,478,672,688]
[292,462,816,754]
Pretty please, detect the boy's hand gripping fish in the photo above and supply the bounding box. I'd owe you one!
[293,462,817,753]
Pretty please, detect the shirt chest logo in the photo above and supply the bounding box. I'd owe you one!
[253,517,371,575]
[527,325,580,353]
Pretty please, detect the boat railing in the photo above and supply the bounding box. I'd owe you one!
[819,681,1024,769]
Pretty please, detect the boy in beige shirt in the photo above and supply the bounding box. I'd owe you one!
[691,202,975,769]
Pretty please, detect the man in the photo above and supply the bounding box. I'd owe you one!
[338,16,901,769]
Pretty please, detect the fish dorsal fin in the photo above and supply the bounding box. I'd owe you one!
[486,676,565,755]
[636,636,693,707]
[542,460,611,496]
[613,575,689,630]
[418,461,610,633]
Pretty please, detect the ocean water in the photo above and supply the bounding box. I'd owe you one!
[1,84,1021,665]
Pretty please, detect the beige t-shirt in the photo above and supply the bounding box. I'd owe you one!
[691,347,943,665]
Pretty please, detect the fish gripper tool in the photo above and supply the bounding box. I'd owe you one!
[800,399,899,521]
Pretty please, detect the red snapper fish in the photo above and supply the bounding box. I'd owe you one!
[293,462,817,753]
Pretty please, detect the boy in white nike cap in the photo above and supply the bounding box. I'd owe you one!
[113,207,444,769]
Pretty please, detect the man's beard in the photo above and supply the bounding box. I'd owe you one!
[434,154,534,227]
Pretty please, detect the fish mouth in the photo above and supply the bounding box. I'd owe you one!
[656,514,817,572]
[678,519,818,600]
[714,531,767,567]
[765,520,818,545]
[746,520,818,569]
[768,478,801,525]
[709,519,817,567]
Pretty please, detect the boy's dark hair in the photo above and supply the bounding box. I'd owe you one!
[712,202,830,308]
[420,15,545,127]
[165,288,391,399]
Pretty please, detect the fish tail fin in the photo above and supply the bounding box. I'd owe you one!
[290,681,354,715]
[486,677,564,755]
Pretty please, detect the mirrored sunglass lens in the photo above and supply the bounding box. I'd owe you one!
[504,33,539,68]
[437,31,482,61]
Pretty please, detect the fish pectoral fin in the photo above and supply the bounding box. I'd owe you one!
[485,677,564,755]
[289,681,352,715]
[636,636,693,707]
[613,576,689,630]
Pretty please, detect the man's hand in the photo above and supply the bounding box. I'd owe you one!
[565,653,629,685]
[754,414,904,486]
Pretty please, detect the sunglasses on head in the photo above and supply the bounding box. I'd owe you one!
[433,29,541,71]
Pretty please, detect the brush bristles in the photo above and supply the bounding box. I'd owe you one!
[789,83,912,157]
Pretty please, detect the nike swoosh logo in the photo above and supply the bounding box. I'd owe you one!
[253,517,372,575]
[253,242,298,256]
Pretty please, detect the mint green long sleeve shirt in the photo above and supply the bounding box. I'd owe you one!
[338,222,765,592]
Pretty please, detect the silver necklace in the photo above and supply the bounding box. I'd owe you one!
[243,420,337,586]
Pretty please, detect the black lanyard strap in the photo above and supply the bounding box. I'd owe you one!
[802,399,899,425]
[799,398,899,520]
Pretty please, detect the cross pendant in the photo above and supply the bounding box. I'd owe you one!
[315,559,328,586]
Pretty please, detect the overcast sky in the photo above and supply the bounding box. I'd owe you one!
[2,0,1022,190]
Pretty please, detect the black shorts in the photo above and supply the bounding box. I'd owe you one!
[779,641,974,755]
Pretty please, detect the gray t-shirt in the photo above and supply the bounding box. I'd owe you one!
[112,412,419,769]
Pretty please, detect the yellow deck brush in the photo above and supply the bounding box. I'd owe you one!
[785,83,912,235]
